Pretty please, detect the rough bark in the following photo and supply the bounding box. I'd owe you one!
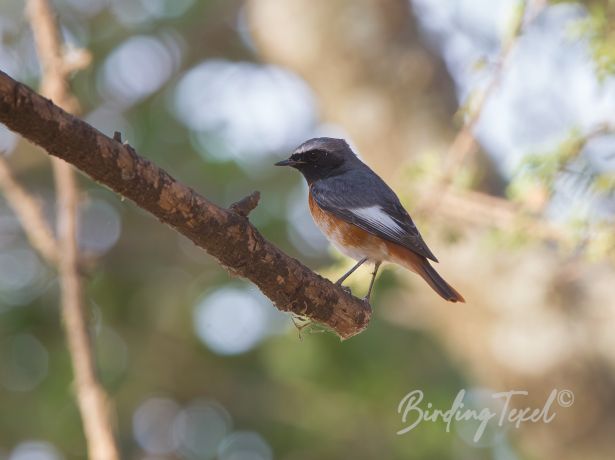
[0,70,371,339]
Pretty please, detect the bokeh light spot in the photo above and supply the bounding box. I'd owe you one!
[0,206,20,249]
[78,198,122,255]
[218,431,273,460]
[140,0,195,19]
[0,123,18,155]
[454,387,508,448]
[62,0,109,17]
[173,60,316,166]
[0,247,47,308]
[99,35,180,108]
[0,334,49,392]
[285,183,329,257]
[8,441,63,460]
[95,326,129,383]
[194,287,273,355]
[173,399,232,459]
[133,397,180,455]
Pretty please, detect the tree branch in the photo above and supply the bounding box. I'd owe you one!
[52,158,121,460]
[440,0,533,182]
[230,191,261,217]
[0,156,59,264]
[427,186,565,241]
[0,70,372,339]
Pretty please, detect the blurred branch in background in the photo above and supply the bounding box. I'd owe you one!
[0,158,58,264]
[414,0,615,253]
[415,0,552,239]
[427,186,564,240]
[25,1,119,459]
[577,0,615,80]
[0,70,372,339]
[428,0,536,192]
[521,122,615,211]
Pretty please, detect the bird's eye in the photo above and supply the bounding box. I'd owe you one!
[308,151,318,160]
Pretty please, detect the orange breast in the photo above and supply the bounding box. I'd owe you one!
[308,192,389,261]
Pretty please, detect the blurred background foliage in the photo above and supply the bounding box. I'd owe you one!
[1,0,615,459]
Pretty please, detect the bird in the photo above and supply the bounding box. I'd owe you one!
[275,137,464,304]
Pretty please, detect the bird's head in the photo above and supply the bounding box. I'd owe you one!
[275,137,357,183]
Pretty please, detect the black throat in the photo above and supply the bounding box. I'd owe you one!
[296,163,348,185]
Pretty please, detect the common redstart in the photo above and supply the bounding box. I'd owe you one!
[275,137,464,303]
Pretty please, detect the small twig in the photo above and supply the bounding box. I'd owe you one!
[230,191,261,217]
[61,46,92,75]
[442,0,532,179]
[419,0,540,217]
[582,123,615,145]
[0,156,58,264]
[428,186,565,241]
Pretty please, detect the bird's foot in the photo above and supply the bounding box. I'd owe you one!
[290,314,330,340]
[290,314,312,341]
[337,284,352,295]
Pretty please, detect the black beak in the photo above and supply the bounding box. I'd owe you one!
[275,158,302,167]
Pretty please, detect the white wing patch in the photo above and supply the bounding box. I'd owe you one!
[350,206,404,236]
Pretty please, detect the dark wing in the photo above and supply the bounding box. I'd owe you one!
[311,169,438,262]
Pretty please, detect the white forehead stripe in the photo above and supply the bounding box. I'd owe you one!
[350,206,403,234]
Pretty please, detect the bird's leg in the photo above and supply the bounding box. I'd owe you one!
[364,261,382,303]
[335,257,368,287]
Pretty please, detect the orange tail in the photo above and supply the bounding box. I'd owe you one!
[388,244,465,303]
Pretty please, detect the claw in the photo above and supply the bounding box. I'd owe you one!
[291,315,312,341]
